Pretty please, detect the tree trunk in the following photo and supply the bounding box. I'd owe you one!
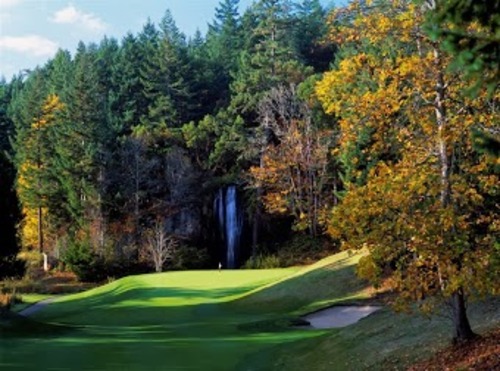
[37,206,43,253]
[252,196,261,257]
[97,166,106,251]
[451,289,476,342]
[430,41,476,343]
[433,47,451,207]
[253,140,266,257]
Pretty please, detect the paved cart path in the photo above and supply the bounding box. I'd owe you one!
[18,297,58,317]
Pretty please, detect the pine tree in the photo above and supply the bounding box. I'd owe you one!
[55,42,109,249]
[10,69,50,251]
[294,0,334,72]
[205,0,242,107]
[0,78,22,277]
[16,93,63,252]
[230,0,311,119]
[46,49,73,101]
[112,33,148,137]
[135,14,192,133]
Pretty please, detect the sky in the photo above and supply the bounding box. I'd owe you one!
[0,0,337,81]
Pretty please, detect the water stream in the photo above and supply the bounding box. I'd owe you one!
[214,186,243,268]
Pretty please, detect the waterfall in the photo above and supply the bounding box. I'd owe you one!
[214,186,243,269]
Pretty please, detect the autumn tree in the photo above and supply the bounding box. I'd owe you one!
[15,93,64,252]
[250,85,333,236]
[317,0,499,341]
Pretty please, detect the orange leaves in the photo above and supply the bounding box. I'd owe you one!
[249,114,332,235]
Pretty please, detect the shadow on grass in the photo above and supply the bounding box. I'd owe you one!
[0,310,76,338]
[31,285,266,325]
[28,261,365,330]
[228,259,367,315]
[1,259,367,370]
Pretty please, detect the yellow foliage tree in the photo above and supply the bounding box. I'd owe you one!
[17,94,64,252]
[317,0,499,341]
[249,86,333,236]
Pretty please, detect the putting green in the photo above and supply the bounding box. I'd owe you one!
[0,252,365,370]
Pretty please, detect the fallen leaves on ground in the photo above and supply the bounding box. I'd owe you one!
[409,328,500,370]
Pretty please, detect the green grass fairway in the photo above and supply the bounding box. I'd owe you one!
[0,256,350,371]
[1,251,498,370]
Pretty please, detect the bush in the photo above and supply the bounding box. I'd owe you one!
[62,239,151,282]
[0,256,25,280]
[277,234,334,266]
[0,290,22,315]
[243,254,282,269]
[62,240,105,282]
[18,250,43,279]
[243,234,337,268]
[170,245,210,270]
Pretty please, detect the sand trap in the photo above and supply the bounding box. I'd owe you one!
[301,305,381,329]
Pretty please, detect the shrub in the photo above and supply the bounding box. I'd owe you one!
[170,245,210,270]
[243,254,282,269]
[18,250,44,279]
[62,238,151,282]
[243,234,337,268]
[62,239,105,282]
[278,234,335,266]
[0,256,25,280]
[0,290,22,315]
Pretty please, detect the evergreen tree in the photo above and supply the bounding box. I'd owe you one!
[55,42,109,249]
[135,14,192,133]
[230,0,311,119]
[294,0,334,72]
[156,9,192,126]
[187,30,217,119]
[10,69,53,251]
[205,0,242,107]
[430,0,499,94]
[46,49,73,101]
[0,79,22,277]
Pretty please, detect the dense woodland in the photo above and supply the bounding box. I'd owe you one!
[0,0,498,341]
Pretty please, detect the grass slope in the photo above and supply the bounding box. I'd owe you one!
[0,263,320,370]
[1,251,498,370]
[253,297,499,370]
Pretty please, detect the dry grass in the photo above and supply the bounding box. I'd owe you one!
[0,292,22,313]
[1,269,96,296]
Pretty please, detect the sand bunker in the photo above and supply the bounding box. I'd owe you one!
[301,305,381,329]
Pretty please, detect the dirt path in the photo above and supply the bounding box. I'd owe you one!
[302,305,381,329]
[18,297,57,317]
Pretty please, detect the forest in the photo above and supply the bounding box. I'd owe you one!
[0,0,498,342]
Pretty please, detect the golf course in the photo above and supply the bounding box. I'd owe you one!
[1,251,498,370]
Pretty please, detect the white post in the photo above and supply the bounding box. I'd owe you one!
[43,252,49,272]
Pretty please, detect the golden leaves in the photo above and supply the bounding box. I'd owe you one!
[31,94,64,130]
[317,0,499,307]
